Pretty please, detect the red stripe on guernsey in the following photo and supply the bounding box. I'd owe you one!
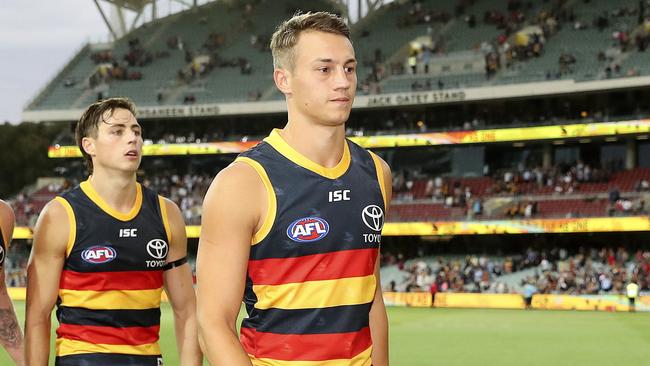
[248,248,378,286]
[240,326,371,361]
[59,270,163,291]
[57,323,159,345]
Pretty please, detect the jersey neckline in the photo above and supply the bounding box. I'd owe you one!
[80,180,143,221]
[263,129,351,179]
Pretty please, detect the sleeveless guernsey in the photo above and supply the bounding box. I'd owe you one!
[236,129,387,366]
[54,181,171,366]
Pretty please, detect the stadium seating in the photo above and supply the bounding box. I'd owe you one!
[23,0,650,110]
[12,185,62,226]
[380,246,650,295]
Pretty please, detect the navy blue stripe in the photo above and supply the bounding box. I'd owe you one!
[249,241,370,261]
[57,306,161,328]
[56,353,162,366]
[242,303,371,334]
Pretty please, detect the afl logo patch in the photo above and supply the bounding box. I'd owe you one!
[82,245,117,264]
[287,217,330,243]
[362,205,384,232]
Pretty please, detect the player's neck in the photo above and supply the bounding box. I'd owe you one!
[87,169,138,214]
[280,121,345,168]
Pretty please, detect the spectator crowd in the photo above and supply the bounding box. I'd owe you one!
[381,246,650,297]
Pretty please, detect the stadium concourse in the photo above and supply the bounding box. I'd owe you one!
[4,0,650,331]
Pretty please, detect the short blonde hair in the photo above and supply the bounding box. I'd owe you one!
[270,11,350,70]
[76,97,137,174]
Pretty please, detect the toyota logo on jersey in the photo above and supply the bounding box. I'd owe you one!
[81,245,117,264]
[147,239,168,260]
[362,205,384,232]
[287,217,330,243]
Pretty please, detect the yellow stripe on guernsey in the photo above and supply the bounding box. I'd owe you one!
[54,197,77,258]
[248,345,373,366]
[252,275,376,310]
[59,288,162,310]
[234,157,277,245]
[369,152,388,209]
[264,129,351,180]
[57,338,161,357]
[158,196,172,244]
[80,180,143,221]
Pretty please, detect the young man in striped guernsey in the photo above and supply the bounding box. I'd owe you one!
[25,98,202,365]
[197,12,390,366]
[0,199,24,365]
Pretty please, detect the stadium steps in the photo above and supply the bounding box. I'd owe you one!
[379,265,411,290]
[498,0,641,83]
[28,45,96,110]
[493,267,537,293]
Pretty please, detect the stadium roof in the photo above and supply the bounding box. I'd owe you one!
[102,0,153,11]
[95,0,382,39]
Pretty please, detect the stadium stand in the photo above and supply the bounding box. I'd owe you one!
[24,0,650,110]
[379,246,650,295]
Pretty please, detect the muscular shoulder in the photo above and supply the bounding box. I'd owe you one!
[202,160,266,235]
[206,161,266,205]
[159,195,182,218]
[217,160,264,191]
[373,153,392,181]
[32,198,73,252]
[0,199,15,243]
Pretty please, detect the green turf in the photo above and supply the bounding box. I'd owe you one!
[2,302,649,365]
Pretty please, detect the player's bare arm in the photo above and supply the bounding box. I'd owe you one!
[0,200,24,366]
[25,200,70,365]
[161,198,203,365]
[196,162,265,366]
[370,156,392,366]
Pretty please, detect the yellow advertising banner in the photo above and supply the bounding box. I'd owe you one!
[353,119,650,147]
[7,287,26,301]
[13,216,650,240]
[381,216,650,236]
[434,293,525,309]
[48,141,259,158]
[48,119,650,158]
[383,291,433,307]
[13,226,33,240]
[532,294,650,312]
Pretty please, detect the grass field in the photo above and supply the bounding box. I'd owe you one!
[2,301,649,365]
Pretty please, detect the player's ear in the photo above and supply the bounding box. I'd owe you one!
[274,67,292,95]
[82,136,96,157]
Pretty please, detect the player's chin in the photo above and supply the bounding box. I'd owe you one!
[120,160,141,172]
[326,111,351,125]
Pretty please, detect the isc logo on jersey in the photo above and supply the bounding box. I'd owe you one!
[287,217,330,243]
[81,245,117,264]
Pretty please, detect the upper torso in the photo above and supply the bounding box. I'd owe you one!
[54,181,170,365]
[236,129,386,365]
